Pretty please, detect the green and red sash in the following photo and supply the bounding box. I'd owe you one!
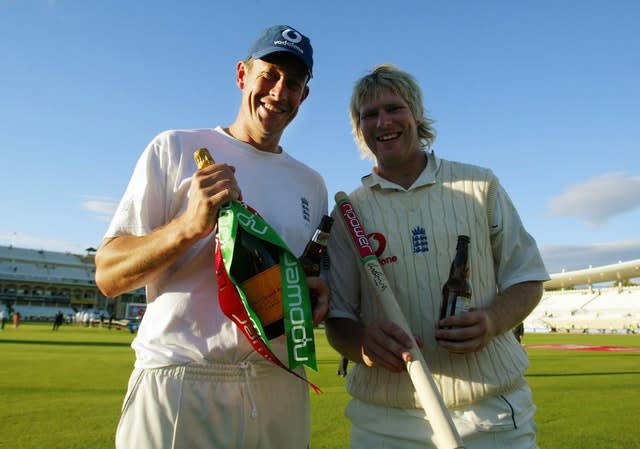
[215,201,320,393]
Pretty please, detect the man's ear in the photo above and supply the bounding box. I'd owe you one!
[300,85,310,103]
[235,61,246,89]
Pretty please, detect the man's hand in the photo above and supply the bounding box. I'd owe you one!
[184,162,242,239]
[305,276,329,325]
[436,281,543,354]
[435,308,496,354]
[361,320,418,373]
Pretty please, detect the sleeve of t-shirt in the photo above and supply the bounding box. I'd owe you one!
[104,136,168,238]
[488,179,550,292]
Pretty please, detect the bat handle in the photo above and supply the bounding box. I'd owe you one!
[383,297,464,448]
[406,358,465,448]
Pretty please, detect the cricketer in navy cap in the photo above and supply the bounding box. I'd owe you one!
[247,25,314,77]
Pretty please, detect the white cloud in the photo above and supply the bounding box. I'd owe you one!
[540,240,640,273]
[82,199,118,223]
[0,199,116,255]
[0,231,89,254]
[83,200,118,215]
[547,172,640,226]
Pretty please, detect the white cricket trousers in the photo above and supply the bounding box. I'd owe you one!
[115,359,310,449]
[347,380,538,449]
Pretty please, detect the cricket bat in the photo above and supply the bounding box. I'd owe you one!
[334,191,465,449]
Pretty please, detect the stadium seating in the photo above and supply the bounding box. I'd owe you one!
[2,245,639,334]
[525,286,640,333]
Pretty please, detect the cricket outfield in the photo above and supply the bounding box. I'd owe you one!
[0,324,638,449]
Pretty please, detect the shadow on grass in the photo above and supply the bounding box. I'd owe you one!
[0,339,131,347]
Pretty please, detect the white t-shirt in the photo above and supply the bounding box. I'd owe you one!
[105,127,328,368]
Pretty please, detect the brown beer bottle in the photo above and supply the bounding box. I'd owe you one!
[194,148,284,339]
[440,235,472,321]
[299,215,333,312]
[299,215,333,277]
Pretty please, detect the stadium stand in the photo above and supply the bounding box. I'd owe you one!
[525,260,640,334]
[2,244,638,334]
[0,245,144,323]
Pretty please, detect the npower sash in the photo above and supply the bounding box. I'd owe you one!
[215,201,320,393]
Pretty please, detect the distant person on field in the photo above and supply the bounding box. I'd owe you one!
[52,311,64,331]
[0,308,6,330]
[12,311,20,328]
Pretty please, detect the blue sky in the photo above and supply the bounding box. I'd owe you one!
[1,0,639,274]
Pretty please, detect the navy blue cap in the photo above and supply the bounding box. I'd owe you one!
[248,25,313,77]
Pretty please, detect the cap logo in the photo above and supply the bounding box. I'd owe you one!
[250,25,313,76]
[281,29,302,44]
[273,28,305,56]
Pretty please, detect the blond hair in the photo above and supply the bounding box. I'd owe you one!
[350,64,436,160]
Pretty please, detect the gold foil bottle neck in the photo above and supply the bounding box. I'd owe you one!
[194,147,215,169]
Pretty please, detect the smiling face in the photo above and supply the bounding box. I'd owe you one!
[233,53,309,152]
[358,89,424,173]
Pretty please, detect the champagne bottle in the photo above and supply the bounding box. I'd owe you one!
[194,147,284,339]
[439,235,472,321]
[233,230,285,340]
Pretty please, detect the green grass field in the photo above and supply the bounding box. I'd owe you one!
[1,323,638,449]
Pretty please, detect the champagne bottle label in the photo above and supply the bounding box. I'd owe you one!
[239,265,283,326]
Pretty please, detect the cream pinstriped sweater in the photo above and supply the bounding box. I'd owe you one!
[327,151,549,409]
